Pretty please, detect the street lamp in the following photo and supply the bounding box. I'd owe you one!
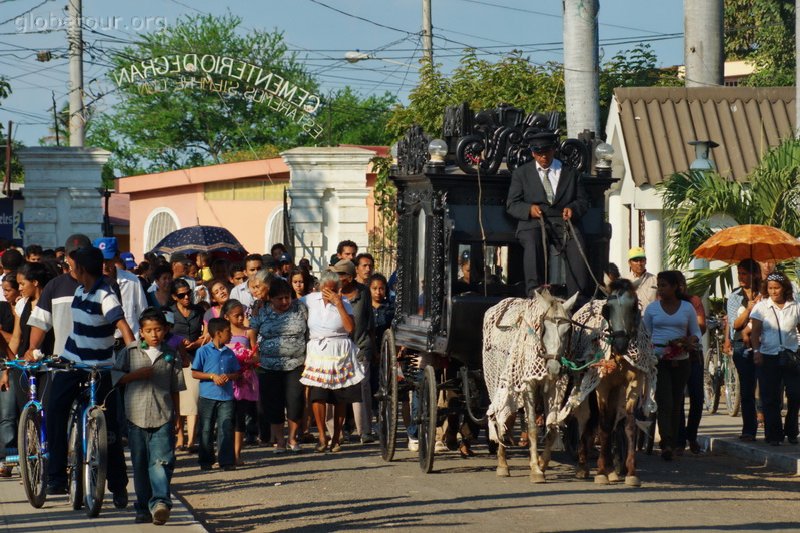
[344,50,416,68]
[688,140,719,171]
[97,186,112,237]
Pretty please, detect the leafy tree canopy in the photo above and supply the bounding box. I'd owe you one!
[388,44,681,140]
[724,0,795,86]
[320,87,397,147]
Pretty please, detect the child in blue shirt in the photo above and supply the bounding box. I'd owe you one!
[191,318,241,470]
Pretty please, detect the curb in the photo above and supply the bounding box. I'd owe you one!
[698,435,800,475]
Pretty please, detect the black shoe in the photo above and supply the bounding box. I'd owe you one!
[46,484,68,495]
[112,488,128,509]
[135,512,153,524]
[199,463,213,471]
[788,437,798,445]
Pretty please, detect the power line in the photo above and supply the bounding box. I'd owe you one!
[306,0,418,36]
[0,0,53,27]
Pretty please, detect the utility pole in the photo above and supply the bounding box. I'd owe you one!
[52,91,60,147]
[68,0,85,147]
[684,0,723,87]
[422,0,433,62]
[3,121,11,198]
[563,0,600,137]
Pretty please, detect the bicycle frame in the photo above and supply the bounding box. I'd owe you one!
[69,362,112,459]
[3,360,50,465]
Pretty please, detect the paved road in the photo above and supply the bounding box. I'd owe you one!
[3,411,799,532]
[174,412,800,532]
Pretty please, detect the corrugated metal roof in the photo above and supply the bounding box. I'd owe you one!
[614,87,796,186]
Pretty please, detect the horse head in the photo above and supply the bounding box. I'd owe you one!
[603,279,640,356]
[536,288,579,361]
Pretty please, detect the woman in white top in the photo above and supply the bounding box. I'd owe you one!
[300,270,365,453]
[643,270,701,461]
[749,272,800,446]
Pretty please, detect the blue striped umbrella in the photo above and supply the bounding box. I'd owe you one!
[149,225,247,255]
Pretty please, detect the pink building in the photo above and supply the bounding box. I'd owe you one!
[117,146,387,265]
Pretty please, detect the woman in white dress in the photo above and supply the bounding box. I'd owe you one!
[300,270,365,453]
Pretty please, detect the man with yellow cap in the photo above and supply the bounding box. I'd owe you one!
[629,246,657,312]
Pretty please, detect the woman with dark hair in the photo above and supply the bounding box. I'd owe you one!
[203,279,231,324]
[169,278,206,452]
[643,270,701,461]
[249,278,308,452]
[147,265,173,310]
[0,262,55,476]
[289,267,312,300]
[726,258,762,441]
[749,272,800,446]
[675,271,707,455]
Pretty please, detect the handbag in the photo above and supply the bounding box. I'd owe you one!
[771,307,800,375]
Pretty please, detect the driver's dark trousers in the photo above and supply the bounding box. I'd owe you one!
[518,220,590,299]
[46,370,128,493]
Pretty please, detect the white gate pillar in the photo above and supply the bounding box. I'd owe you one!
[18,147,109,248]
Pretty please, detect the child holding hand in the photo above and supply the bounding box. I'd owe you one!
[114,307,185,526]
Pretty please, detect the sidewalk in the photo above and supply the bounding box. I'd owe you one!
[697,410,800,475]
[0,463,206,532]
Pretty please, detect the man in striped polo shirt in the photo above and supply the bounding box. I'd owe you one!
[29,243,135,504]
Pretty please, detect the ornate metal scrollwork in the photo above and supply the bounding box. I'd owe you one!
[452,104,592,176]
[397,125,430,175]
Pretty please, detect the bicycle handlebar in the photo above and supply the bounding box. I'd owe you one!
[0,357,114,373]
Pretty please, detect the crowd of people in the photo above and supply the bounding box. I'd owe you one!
[0,236,394,525]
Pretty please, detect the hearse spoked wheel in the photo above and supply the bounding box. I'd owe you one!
[418,365,438,474]
[377,330,399,462]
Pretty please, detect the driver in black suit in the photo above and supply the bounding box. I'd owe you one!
[506,132,590,300]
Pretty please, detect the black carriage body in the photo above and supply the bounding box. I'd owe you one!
[391,167,522,368]
[391,108,616,370]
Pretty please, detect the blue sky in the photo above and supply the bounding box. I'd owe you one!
[0,0,684,146]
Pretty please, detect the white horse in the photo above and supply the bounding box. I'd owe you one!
[483,288,578,483]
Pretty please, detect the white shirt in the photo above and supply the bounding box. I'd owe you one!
[750,298,800,355]
[116,269,148,338]
[642,300,702,359]
[230,282,255,310]
[302,292,354,339]
[536,158,562,199]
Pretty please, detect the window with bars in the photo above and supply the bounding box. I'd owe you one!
[145,210,178,252]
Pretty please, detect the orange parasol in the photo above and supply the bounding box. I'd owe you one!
[693,224,800,263]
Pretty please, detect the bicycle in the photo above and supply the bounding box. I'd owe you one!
[703,316,741,416]
[65,359,115,518]
[0,357,64,508]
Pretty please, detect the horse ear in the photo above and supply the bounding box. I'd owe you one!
[563,292,579,312]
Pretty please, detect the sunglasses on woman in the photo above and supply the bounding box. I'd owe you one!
[174,292,191,299]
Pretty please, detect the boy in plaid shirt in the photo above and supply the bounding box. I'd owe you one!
[114,308,185,525]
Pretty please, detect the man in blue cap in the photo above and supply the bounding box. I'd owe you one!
[506,131,590,300]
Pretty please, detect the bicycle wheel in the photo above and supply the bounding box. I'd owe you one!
[418,365,437,474]
[17,404,47,508]
[377,330,399,462]
[67,402,83,510]
[83,407,107,518]
[703,349,721,414]
[723,357,741,417]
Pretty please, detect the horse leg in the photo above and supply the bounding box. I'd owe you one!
[496,443,510,477]
[625,373,642,487]
[594,388,614,485]
[575,392,595,480]
[526,388,546,483]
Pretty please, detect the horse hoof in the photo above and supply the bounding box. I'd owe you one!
[496,467,510,477]
[575,469,589,480]
[608,472,620,483]
[625,476,641,487]
[594,474,609,485]
[530,472,546,484]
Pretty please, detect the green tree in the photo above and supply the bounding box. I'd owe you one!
[724,0,795,86]
[599,44,682,126]
[90,12,319,176]
[0,79,25,183]
[388,44,681,140]
[658,138,800,294]
[319,87,397,146]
